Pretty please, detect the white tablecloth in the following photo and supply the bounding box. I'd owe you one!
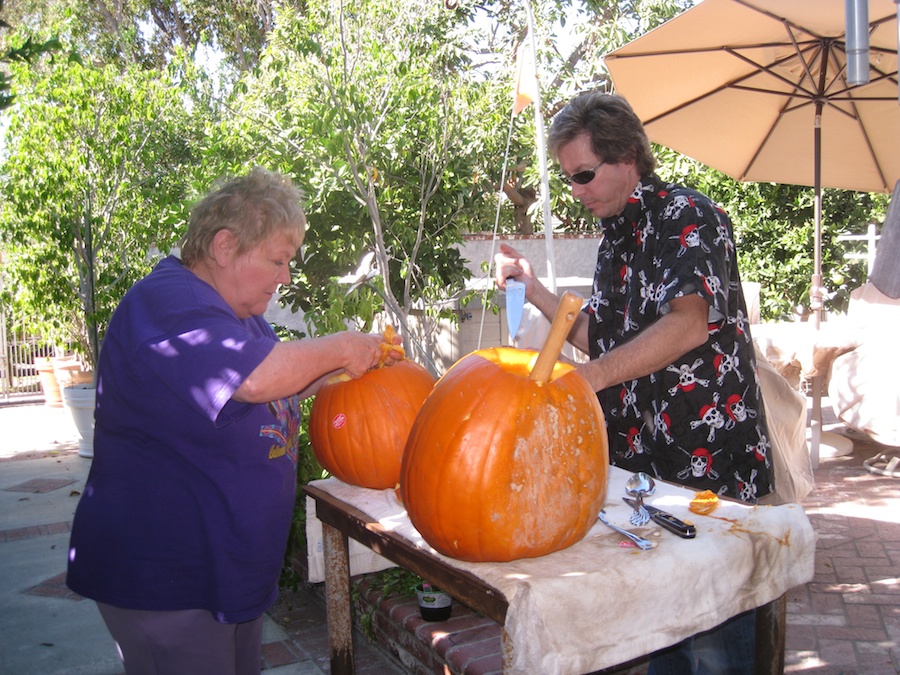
[306,467,816,674]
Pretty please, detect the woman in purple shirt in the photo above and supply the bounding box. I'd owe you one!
[67,167,400,674]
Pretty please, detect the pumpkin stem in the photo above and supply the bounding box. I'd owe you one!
[529,291,583,383]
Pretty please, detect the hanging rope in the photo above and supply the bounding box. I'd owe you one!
[475,104,519,351]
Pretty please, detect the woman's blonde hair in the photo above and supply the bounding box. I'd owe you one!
[180,167,306,267]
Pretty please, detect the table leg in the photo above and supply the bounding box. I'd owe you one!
[501,626,514,673]
[322,522,355,675]
[754,595,786,675]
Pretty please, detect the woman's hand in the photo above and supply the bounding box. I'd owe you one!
[340,328,405,378]
[237,329,402,403]
[340,332,389,379]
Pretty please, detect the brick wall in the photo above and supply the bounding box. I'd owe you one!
[353,576,503,675]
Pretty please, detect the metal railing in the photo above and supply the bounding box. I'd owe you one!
[836,222,880,276]
[0,317,55,403]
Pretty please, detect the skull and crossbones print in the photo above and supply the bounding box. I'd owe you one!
[586,176,773,502]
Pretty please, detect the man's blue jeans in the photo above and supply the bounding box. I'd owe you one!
[647,608,755,675]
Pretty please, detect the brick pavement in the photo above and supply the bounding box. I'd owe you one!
[783,430,900,674]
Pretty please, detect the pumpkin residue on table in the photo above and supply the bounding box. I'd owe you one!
[706,512,792,546]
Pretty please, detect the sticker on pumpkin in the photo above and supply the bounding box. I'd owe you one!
[332,413,347,430]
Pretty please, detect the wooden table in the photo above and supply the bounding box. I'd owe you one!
[304,482,796,675]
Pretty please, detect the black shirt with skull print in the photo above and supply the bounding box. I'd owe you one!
[587,174,774,502]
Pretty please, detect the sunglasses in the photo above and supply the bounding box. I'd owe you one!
[560,159,606,185]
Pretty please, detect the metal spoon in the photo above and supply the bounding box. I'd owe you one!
[625,472,657,526]
[598,510,654,550]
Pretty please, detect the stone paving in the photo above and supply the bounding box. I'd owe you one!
[0,402,403,675]
[784,430,900,674]
[1,400,899,674]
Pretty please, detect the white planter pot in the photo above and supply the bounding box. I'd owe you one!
[62,384,96,458]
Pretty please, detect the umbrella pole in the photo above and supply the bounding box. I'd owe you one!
[809,105,824,470]
[807,85,854,471]
[810,376,823,470]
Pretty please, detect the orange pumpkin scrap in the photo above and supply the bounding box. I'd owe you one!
[309,328,435,490]
[400,346,609,563]
[689,489,720,515]
[376,324,405,365]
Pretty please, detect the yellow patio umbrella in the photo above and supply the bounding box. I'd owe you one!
[604,0,900,466]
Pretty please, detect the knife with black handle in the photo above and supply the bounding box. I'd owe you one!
[623,498,697,539]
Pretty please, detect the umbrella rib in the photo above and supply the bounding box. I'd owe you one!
[727,35,826,182]
[784,17,823,94]
[828,49,891,193]
[606,40,814,60]
[725,46,818,99]
[821,41,889,191]
[641,40,819,126]
[736,99,791,182]
[851,121,890,193]
[732,1,898,95]
[869,12,900,42]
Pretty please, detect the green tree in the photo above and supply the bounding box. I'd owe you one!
[0,0,63,110]
[4,0,891,332]
[467,0,695,235]
[0,57,204,365]
[0,0,299,76]
[656,145,889,320]
[215,0,511,371]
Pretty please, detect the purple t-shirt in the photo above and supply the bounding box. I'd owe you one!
[67,256,302,623]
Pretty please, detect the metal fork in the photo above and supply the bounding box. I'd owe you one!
[598,510,654,550]
[629,498,651,527]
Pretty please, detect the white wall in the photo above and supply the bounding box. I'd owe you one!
[459,233,600,281]
[265,234,603,375]
[443,234,600,371]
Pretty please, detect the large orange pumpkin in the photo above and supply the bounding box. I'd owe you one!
[310,359,436,489]
[400,346,609,562]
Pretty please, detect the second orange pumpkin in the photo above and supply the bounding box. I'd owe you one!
[310,359,435,489]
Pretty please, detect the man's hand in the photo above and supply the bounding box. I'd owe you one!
[494,243,538,295]
[576,294,710,392]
